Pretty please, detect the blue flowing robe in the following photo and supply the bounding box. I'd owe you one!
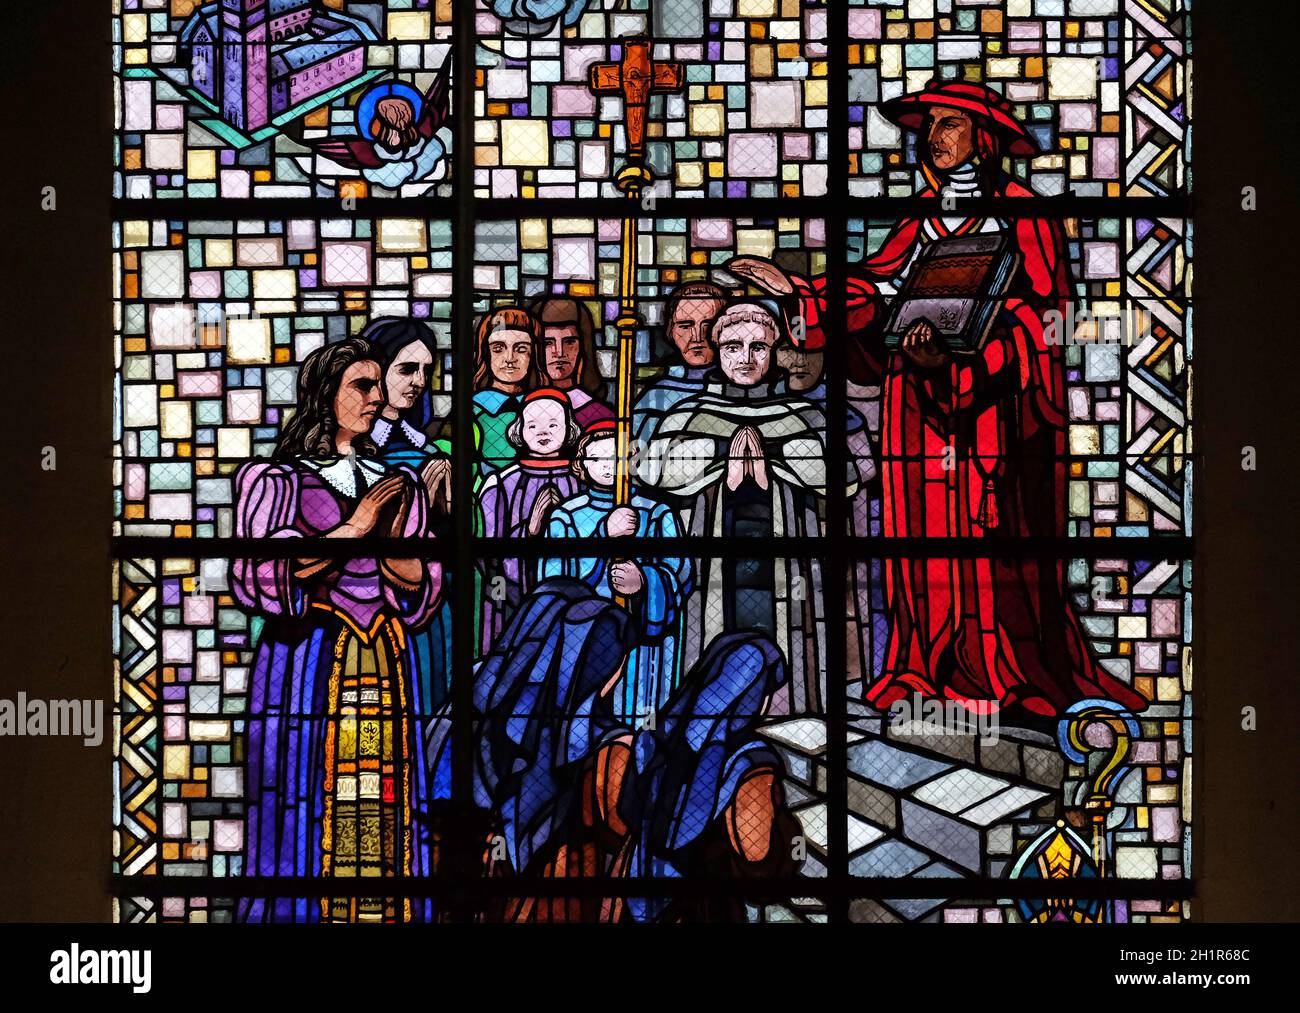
[621,632,792,922]
[426,580,636,881]
[539,486,692,723]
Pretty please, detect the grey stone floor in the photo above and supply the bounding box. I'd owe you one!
[752,686,1065,923]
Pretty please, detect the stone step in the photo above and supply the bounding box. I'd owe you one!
[883,717,1065,790]
[758,717,866,791]
[899,768,1053,875]
[790,800,888,863]
[764,715,1060,884]
[844,736,955,831]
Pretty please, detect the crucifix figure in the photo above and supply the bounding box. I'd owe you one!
[586,37,685,523]
[589,39,685,194]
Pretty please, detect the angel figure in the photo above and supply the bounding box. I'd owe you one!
[310,61,452,190]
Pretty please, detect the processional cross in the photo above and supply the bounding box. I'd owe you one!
[588,38,685,506]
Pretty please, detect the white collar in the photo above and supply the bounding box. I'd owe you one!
[372,416,428,450]
[945,160,981,194]
[303,456,387,498]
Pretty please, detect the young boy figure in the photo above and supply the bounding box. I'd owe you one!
[477,388,581,654]
[541,420,694,724]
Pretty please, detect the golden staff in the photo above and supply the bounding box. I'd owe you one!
[588,37,684,506]
[1065,707,1134,879]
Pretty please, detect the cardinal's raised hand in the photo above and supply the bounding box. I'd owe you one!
[725,256,796,297]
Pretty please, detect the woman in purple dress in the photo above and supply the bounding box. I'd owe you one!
[230,337,442,923]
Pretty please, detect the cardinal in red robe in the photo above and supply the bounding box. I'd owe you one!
[729,80,1146,721]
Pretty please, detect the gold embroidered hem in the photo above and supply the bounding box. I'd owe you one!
[316,605,416,923]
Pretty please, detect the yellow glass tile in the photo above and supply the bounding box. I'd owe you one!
[388,11,431,39]
[122,13,148,42]
[689,103,726,136]
[187,150,216,180]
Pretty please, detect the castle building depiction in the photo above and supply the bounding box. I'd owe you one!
[180,0,378,132]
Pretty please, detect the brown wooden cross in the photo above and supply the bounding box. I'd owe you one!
[589,38,684,189]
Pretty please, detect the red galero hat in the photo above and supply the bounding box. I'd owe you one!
[880,79,1039,157]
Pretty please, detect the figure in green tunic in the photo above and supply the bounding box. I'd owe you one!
[472,305,545,478]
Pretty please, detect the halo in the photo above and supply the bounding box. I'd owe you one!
[355,81,425,141]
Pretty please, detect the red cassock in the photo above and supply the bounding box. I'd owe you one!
[796,178,1147,717]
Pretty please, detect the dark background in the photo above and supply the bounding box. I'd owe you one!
[0,0,1295,922]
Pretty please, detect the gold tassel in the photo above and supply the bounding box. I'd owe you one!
[977,477,999,530]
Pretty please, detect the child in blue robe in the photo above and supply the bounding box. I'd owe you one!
[540,421,693,724]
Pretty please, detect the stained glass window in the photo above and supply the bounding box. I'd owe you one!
[112,0,1192,924]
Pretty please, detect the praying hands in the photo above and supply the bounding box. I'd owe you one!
[726,425,769,492]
